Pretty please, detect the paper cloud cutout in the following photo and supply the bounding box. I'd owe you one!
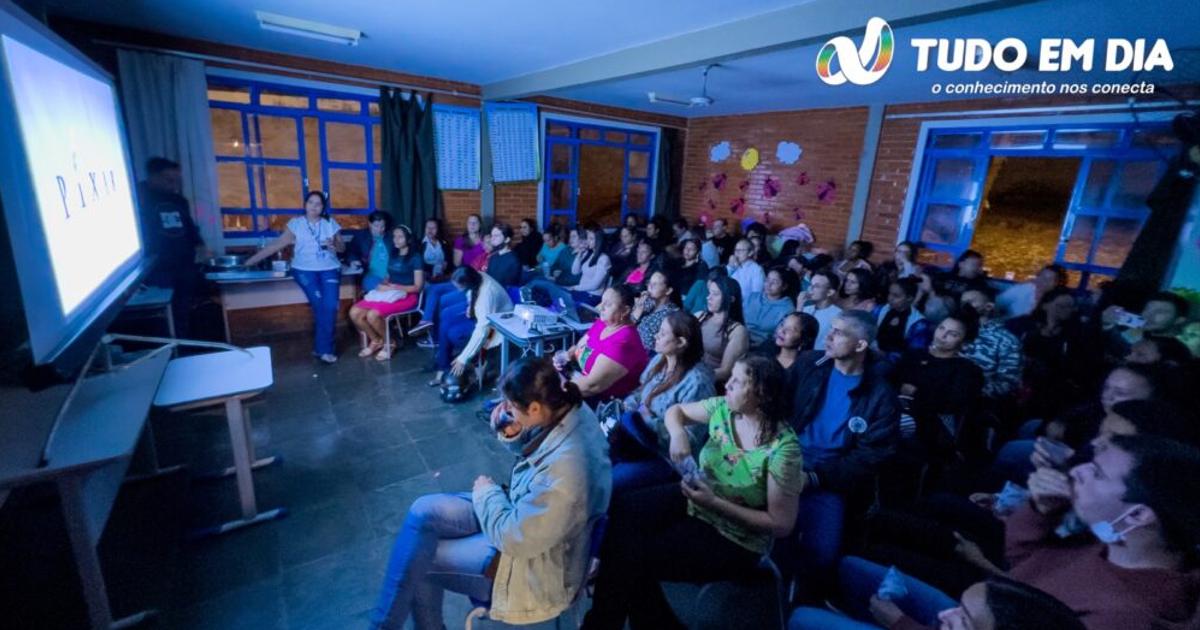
[776,141,802,165]
[709,141,731,162]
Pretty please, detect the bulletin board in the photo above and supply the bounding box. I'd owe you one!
[432,104,481,190]
[485,101,540,182]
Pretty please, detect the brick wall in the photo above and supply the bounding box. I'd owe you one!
[681,108,869,250]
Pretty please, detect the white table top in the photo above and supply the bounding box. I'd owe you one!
[487,312,587,343]
[154,346,273,407]
[125,285,174,308]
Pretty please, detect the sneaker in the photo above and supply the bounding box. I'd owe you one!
[416,337,438,349]
[318,353,338,364]
[409,321,434,336]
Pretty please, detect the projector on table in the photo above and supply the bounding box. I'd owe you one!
[513,304,558,331]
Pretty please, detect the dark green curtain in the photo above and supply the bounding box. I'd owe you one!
[380,88,441,229]
[653,127,682,221]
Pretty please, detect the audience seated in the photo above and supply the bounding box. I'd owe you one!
[697,274,750,384]
[875,277,931,357]
[727,238,766,300]
[959,287,1023,403]
[536,223,567,276]
[1006,287,1100,420]
[349,225,425,361]
[672,237,709,312]
[745,267,800,351]
[428,266,512,387]
[873,241,921,298]
[799,269,844,351]
[934,250,990,302]
[1101,290,1191,363]
[996,263,1067,320]
[609,225,639,280]
[643,216,671,253]
[1126,334,1193,367]
[558,285,648,401]
[583,356,803,629]
[706,218,738,268]
[774,311,820,370]
[371,357,610,629]
[835,240,875,277]
[609,312,715,494]
[631,270,680,353]
[779,310,900,602]
[839,268,879,312]
[347,210,394,291]
[513,218,541,269]
[482,223,521,287]
[453,213,487,271]
[419,218,453,281]
[620,240,655,291]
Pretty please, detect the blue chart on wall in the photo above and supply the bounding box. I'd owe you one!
[486,102,540,182]
[432,105,481,190]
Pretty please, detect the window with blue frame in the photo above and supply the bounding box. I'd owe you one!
[208,79,382,237]
[542,118,656,228]
[906,121,1180,288]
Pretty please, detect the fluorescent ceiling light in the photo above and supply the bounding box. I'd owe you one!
[256,11,361,46]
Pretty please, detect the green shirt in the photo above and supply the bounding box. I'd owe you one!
[687,396,805,554]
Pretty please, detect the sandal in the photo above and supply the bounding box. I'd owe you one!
[359,341,383,358]
[427,371,444,387]
[375,343,396,361]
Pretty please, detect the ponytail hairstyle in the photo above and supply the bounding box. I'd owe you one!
[451,265,484,320]
[501,356,583,415]
[304,190,330,219]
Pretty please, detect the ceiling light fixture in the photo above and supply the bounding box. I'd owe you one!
[256,11,361,46]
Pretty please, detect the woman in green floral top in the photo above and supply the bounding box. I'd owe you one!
[583,355,804,630]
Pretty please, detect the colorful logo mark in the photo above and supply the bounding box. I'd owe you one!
[816,17,894,86]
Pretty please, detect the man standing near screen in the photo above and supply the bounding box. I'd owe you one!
[137,157,209,337]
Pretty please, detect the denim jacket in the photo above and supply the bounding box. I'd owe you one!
[472,404,612,624]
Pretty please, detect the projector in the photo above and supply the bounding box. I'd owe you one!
[513,304,558,330]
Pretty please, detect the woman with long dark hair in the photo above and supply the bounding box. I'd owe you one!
[610,311,715,494]
[583,355,803,629]
[246,190,345,363]
[609,225,639,280]
[371,357,611,630]
[428,265,513,386]
[696,273,749,384]
[453,213,487,271]
[568,226,612,307]
[839,267,878,312]
[420,217,452,281]
[513,218,542,269]
[349,225,425,360]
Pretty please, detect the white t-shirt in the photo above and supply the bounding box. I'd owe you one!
[287,217,342,271]
[802,302,843,350]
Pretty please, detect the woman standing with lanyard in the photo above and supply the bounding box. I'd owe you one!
[246,190,345,364]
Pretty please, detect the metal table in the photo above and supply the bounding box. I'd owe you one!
[486,312,591,375]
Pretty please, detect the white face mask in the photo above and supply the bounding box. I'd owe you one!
[1089,506,1141,543]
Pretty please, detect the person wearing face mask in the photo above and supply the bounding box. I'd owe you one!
[726,238,765,301]
[789,574,1084,630]
[370,357,610,629]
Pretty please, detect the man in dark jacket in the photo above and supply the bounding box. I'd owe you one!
[778,309,900,603]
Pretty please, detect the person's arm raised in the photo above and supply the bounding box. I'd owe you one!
[245,230,295,267]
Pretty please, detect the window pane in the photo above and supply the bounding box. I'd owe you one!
[372,123,382,163]
[263,166,303,209]
[550,144,571,175]
[209,86,250,104]
[262,213,301,233]
[260,90,308,108]
[317,98,361,114]
[628,151,649,179]
[626,182,647,211]
[217,162,251,207]
[369,101,380,117]
[304,117,323,192]
[631,134,652,146]
[373,173,381,210]
[1081,160,1115,208]
[579,127,600,141]
[605,130,627,144]
[929,159,977,201]
[916,248,953,268]
[550,179,571,210]
[990,131,1046,149]
[326,122,366,163]
[1064,215,1097,263]
[1093,217,1141,269]
[548,123,571,137]
[211,109,244,157]
[222,213,253,232]
[919,203,967,245]
[1132,128,1181,150]
[329,169,368,209]
[336,213,369,230]
[1052,129,1121,150]
[931,133,981,149]
[1112,161,1160,209]
[257,115,299,159]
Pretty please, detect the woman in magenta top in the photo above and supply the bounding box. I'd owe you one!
[561,285,648,400]
[621,240,655,291]
[453,214,488,271]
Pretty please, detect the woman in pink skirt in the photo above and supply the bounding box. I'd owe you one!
[350,224,425,360]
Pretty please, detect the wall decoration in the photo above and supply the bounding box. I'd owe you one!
[791,207,805,221]
[738,179,750,192]
[432,105,481,189]
[709,141,732,162]
[763,177,781,199]
[730,197,745,216]
[762,211,772,226]
[699,212,712,225]
[817,179,837,203]
[740,147,760,171]
[776,141,803,165]
[708,199,717,210]
[485,102,539,182]
[796,171,810,186]
[712,173,727,190]
[698,180,708,191]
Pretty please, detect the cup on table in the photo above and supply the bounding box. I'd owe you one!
[272,260,289,272]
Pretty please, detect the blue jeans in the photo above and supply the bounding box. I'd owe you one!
[436,311,477,370]
[774,489,845,603]
[609,411,677,496]
[425,282,464,326]
[371,493,495,630]
[292,268,340,356]
[787,556,957,629]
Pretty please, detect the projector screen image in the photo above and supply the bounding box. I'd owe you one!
[3,36,140,314]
